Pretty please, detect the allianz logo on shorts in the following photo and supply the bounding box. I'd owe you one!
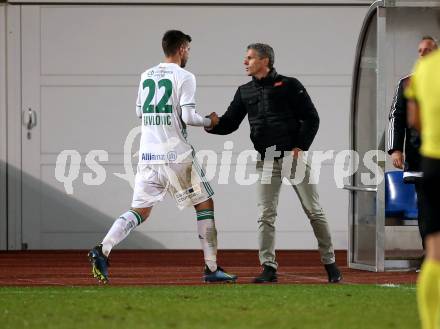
[167,151,177,161]
[141,151,177,161]
[141,153,165,161]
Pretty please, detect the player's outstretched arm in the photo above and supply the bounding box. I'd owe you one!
[181,105,213,128]
[180,74,215,128]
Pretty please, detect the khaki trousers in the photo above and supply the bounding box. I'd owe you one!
[256,155,336,269]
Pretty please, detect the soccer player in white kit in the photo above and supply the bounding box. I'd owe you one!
[88,30,237,284]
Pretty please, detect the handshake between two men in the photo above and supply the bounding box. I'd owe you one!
[205,111,301,159]
[206,112,220,130]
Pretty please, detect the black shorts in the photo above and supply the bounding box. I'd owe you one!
[421,156,440,236]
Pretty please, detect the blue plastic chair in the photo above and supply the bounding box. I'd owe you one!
[385,171,418,219]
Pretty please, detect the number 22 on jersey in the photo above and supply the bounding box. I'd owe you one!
[142,78,173,114]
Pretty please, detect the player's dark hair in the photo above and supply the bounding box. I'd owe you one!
[162,30,192,57]
[247,43,275,69]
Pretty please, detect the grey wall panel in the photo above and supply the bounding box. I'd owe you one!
[0,5,6,250]
[20,4,367,249]
[40,86,140,153]
[38,6,365,75]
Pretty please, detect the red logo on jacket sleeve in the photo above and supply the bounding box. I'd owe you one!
[274,81,283,87]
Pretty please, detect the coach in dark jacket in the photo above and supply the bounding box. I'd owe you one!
[210,66,319,157]
[207,43,341,283]
[387,36,438,247]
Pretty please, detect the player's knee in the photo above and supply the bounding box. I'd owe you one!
[205,198,214,209]
[426,233,440,261]
[195,198,214,211]
[131,207,151,222]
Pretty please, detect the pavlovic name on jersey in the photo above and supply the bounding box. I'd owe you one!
[136,63,195,164]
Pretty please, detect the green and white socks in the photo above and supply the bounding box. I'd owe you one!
[197,209,218,272]
[100,208,218,273]
[101,210,144,257]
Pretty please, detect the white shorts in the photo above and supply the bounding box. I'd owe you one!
[131,160,214,210]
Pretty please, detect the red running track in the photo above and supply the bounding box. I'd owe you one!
[0,250,417,286]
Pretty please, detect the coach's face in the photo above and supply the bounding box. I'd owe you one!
[418,39,437,57]
[244,49,269,78]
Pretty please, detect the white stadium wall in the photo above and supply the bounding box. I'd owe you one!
[3,1,371,250]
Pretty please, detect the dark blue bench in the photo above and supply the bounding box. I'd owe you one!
[385,171,418,222]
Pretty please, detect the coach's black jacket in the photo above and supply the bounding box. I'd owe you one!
[207,69,319,157]
[387,75,422,182]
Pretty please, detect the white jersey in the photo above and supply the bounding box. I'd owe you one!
[135,63,196,164]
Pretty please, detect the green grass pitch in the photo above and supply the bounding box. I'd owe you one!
[1,284,418,329]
